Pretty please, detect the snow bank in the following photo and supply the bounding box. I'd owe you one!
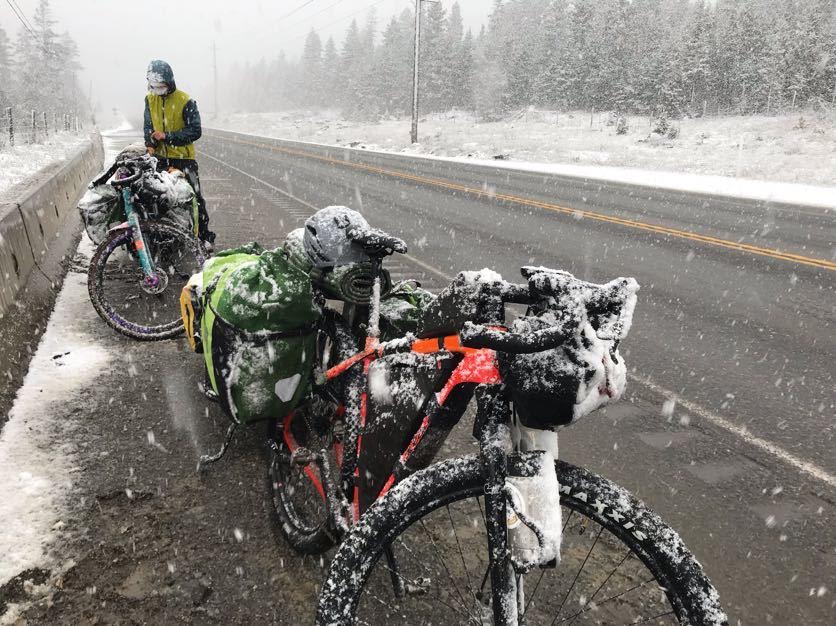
[213,109,836,204]
[0,244,113,587]
[0,132,89,197]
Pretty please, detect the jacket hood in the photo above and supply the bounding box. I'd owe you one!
[147,59,176,92]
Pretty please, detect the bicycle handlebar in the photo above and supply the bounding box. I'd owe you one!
[458,267,638,352]
[459,321,575,353]
[485,282,531,305]
[109,169,142,187]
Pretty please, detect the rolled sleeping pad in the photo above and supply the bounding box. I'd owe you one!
[282,229,391,305]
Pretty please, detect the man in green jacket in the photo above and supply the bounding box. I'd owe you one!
[144,59,214,246]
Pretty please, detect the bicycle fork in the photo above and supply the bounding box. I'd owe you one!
[120,187,165,294]
[475,386,519,626]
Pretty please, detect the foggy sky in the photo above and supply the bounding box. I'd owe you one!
[4,0,492,123]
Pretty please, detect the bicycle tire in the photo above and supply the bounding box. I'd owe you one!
[88,222,205,341]
[266,308,356,554]
[317,457,727,626]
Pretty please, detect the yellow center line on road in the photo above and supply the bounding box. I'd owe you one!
[216,135,836,272]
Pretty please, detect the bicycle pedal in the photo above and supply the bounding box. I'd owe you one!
[291,447,318,466]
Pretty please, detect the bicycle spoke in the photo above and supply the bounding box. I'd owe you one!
[367,551,471,620]
[523,566,547,614]
[418,518,479,623]
[387,535,462,604]
[558,550,634,625]
[445,504,480,617]
[556,577,658,623]
[562,508,575,532]
[551,526,604,625]
[628,608,676,625]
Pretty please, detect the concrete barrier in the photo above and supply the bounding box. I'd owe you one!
[0,132,104,319]
[0,202,36,314]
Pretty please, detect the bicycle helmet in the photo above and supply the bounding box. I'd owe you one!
[303,206,372,269]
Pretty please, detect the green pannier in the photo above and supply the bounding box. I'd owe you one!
[198,242,322,424]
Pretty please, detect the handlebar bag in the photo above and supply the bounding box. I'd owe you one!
[198,243,322,425]
[498,312,627,429]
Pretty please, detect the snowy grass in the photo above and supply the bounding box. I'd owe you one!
[0,132,89,197]
[213,108,836,187]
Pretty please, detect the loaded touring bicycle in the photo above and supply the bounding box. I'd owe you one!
[183,207,726,626]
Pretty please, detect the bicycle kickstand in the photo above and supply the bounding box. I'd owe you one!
[197,421,238,472]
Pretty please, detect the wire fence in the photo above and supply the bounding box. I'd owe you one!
[0,105,85,149]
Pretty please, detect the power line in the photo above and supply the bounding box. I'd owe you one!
[283,0,347,32]
[277,0,318,23]
[4,0,35,36]
[8,0,35,32]
[3,0,58,57]
[282,0,391,44]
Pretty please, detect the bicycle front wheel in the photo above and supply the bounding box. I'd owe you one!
[317,457,727,626]
[88,222,205,341]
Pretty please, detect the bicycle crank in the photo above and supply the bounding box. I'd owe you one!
[291,446,320,466]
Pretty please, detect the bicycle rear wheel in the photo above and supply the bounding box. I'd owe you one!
[317,457,727,626]
[88,222,205,341]
[266,308,355,554]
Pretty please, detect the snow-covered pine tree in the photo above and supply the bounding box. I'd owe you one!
[419,1,453,113]
[300,30,323,108]
[321,37,340,110]
[339,19,365,116]
[370,11,413,116]
[0,27,11,110]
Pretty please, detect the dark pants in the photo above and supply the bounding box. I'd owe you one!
[156,157,214,242]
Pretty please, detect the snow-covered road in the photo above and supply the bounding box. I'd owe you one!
[0,127,832,624]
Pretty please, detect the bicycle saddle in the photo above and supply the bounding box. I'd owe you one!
[346,226,407,257]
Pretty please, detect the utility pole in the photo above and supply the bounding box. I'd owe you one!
[212,41,219,119]
[410,0,421,144]
[410,0,438,144]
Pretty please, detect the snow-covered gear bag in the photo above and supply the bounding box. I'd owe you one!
[181,243,264,354]
[417,269,507,337]
[77,184,121,244]
[499,268,639,429]
[196,242,322,424]
[284,228,393,305]
[133,167,197,233]
[357,351,458,513]
[378,281,436,340]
